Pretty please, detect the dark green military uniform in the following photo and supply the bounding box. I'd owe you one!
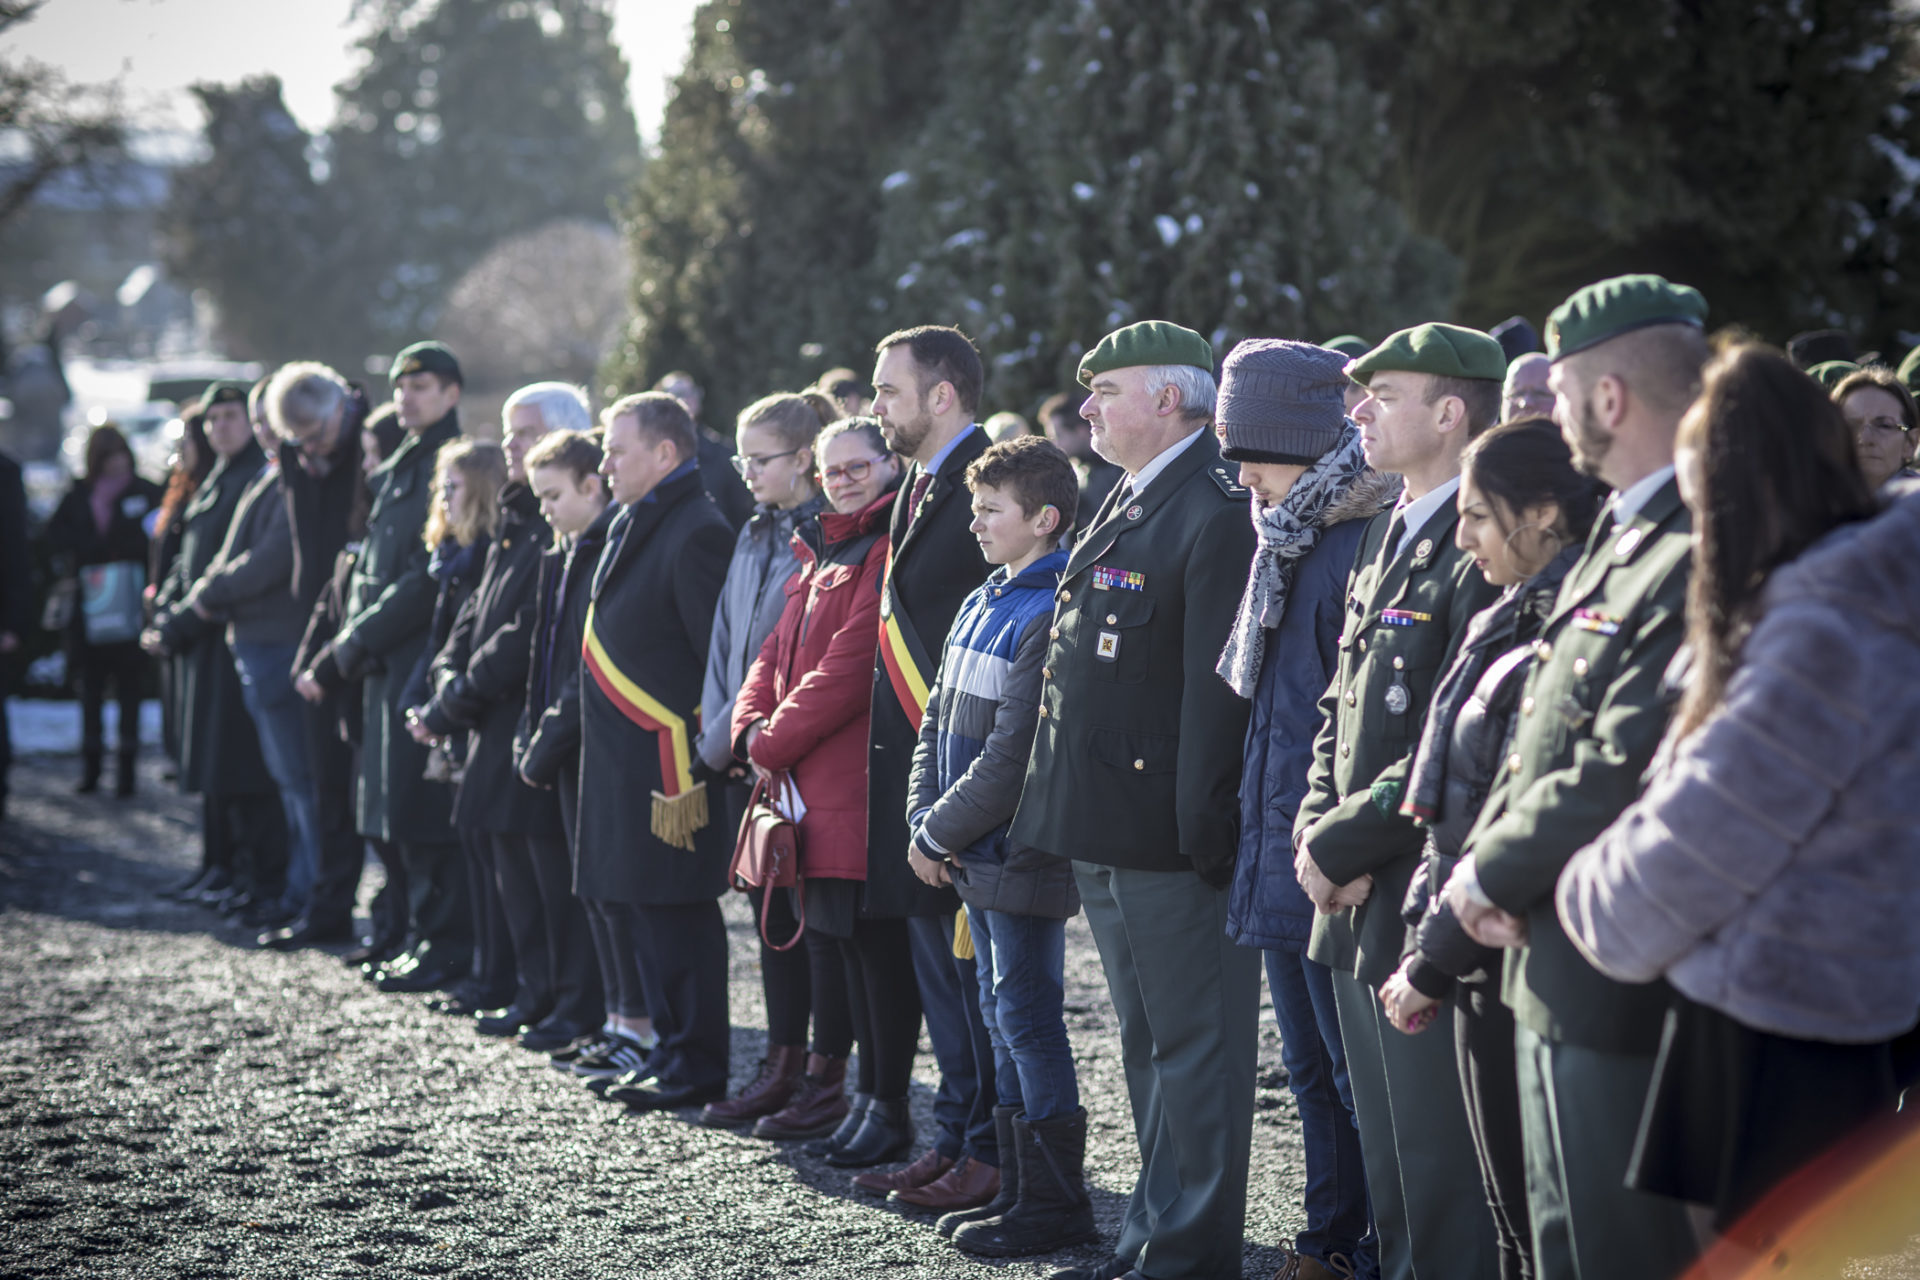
[1466,273,1709,1280]
[1293,320,1505,1280]
[1011,321,1260,1280]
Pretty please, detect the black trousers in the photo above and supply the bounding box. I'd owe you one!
[206,791,288,897]
[460,827,515,1001]
[494,830,602,1028]
[1455,980,1534,1280]
[585,897,649,1021]
[836,917,920,1100]
[75,641,144,764]
[631,899,730,1090]
[399,837,470,963]
[802,926,858,1060]
[300,704,365,930]
[365,837,410,949]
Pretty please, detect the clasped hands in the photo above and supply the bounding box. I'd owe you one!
[1292,840,1372,915]
[1440,858,1528,949]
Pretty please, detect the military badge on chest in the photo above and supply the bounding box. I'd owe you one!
[1096,630,1120,661]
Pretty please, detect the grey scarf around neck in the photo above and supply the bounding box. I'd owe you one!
[1216,425,1381,698]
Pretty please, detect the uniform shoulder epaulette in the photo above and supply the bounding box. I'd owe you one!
[1205,464,1248,500]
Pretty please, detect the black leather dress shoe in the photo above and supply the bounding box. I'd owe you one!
[475,1005,545,1037]
[259,917,355,951]
[365,946,420,981]
[607,1074,726,1112]
[242,898,298,930]
[159,868,216,901]
[190,873,235,908]
[520,1020,596,1053]
[377,962,465,994]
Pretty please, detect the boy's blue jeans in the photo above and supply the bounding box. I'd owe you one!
[965,905,1078,1123]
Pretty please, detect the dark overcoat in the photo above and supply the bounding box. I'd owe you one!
[516,502,615,845]
[1295,493,1500,988]
[152,441,273,796]
[573,468,733,904]
[867,426,991,918]
[422,482,560,835]
[331,410,461,844]
[1008,432,1254,888]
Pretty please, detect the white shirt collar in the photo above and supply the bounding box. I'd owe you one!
[1612,465,1677,527]
[1124,427,1207,496]
[1394,474,1461,558]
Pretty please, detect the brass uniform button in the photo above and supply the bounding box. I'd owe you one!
[1521,696,1535,715]
[1058,589,1070,602]
[1344,690,1357,708]
[1038,705,1049,718]
[1358,638,1368,651]
[1573,657,1589,676]
[1508,752,1522,774]
[1042,666,1052,679]
[1049,626,1060,639]
[1536,640,1553,661]
[1392,655,1405,671]
[1340,742,1351,759]
[1106,613,1118,625]
[1133,759,1145,771]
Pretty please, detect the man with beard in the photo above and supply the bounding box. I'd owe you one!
[851,325,1000,1196]
[1040,391,1123,533]
[330,342,470,993]
[1446,275,1709,1280]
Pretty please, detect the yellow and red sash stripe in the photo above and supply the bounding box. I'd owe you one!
[878,563,933,725]
[581,604,698,797]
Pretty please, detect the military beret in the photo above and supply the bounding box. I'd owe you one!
[1545,274,1707,362]
[389,340,463,385]
[1078,321,1213,386]
[200,379,250,407]
[1896,345,1920,393]
[1346,323,1505,386]
[1320,334,1371,359]
[1806,360,1862,392]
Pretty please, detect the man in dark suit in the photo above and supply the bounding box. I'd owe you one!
[1293,324,1507,1280]
[577,392,735,1112]
[1011,322,1259,1280]
[857,325,999,1196]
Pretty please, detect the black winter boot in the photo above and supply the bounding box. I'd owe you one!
[823,1095,912,1167]
[938,1104,1020,1238]
[803,1090,871,1157]
[952,1107,1100,1257]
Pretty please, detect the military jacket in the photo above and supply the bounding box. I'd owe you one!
[1468,476,1690,1054]
[1297,493,1498,987]
[1009,432,1254,887]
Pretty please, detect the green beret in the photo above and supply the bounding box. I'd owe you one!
[389,340,463,385]
[1345,323,1505,386]
[1078,321,1213,386]
[1321,334,1371,359]
[1897,345,1920,393]
[201,379,250,408]
[1546,273,1707,362]
[1806,360,1862,392]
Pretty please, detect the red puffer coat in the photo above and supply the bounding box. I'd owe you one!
[732,489,893,880]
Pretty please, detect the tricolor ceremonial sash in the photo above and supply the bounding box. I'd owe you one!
[878,562,935,726]
[582,603,709,850]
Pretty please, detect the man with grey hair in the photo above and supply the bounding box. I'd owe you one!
[1010,321,1260,1280]
[410,380,603,1048]
[260,361,373,951]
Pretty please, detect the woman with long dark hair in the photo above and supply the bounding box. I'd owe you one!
[47,423,165,796]
[1557,343,1912,1257]
[1376,418,1605,1280]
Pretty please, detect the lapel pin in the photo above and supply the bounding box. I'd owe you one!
[1615,528,1643,557]
[1414,538,1434,560]
[1126,504,1143,520]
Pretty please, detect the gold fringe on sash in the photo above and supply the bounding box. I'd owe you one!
[952,906,975,960]
[651,780,709,852]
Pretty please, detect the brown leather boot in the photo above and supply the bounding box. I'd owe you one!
[699,1044,807,1127]
[750,1054,849,1140]
[850,1145,950,1195]
[890,1153,1000,1211]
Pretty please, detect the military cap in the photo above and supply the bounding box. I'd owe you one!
[200,379,250,407]
[1078,321,1213,386]
[1346,323,1505,386]
[1897,344,1920,393]
[1806,360,1862,392]
[1545,274,1707,362]
[1321,334,1371,359]
[389,340,463,386]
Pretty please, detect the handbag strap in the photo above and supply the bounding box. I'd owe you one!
[760,878,806,952]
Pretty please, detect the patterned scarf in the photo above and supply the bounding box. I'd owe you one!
[1216,425,1374,698]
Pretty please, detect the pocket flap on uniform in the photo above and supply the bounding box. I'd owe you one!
[1089,592,1154,628]
[1088,726,1177,775]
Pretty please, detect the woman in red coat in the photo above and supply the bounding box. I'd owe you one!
[732,417,911,1161]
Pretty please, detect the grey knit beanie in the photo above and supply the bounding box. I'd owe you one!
[1217,339,1350,465]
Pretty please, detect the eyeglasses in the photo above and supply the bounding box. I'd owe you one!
[819,457,885,484]
[730,448,802,477]
[1854,416,1913,437]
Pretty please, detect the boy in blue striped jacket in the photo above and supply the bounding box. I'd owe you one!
[905,435,1096,1259]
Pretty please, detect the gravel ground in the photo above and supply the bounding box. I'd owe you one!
[0,756,1312,1280]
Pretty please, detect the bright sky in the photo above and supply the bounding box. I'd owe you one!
[1,0,702,143]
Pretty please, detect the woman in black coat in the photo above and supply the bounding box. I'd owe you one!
[46,425,164,795]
